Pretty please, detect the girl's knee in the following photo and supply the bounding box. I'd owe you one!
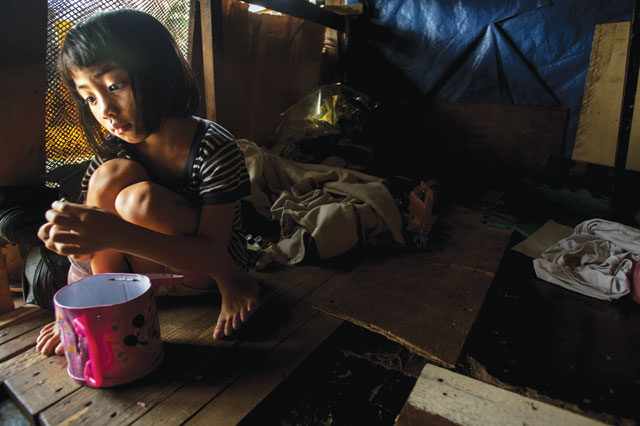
[88,159,148,203]
[115,182,199,235]
[115,181,154,223]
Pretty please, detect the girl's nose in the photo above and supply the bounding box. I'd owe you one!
[100,96,118,117]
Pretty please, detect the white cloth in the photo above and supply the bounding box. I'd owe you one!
[533,218,640,300]
[237,140,404,268]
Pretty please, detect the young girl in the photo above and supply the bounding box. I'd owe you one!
[35,9,259,355]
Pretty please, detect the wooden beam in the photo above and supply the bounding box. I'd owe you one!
[245,0,346,32]
[395,364,606,426]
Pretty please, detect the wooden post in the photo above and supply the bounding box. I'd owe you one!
[0,0,47,185]
[199,0,225,122]
[0,248,15,314]
[613,0,640,215]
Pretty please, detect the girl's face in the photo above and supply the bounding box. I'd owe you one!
[72,63,149,144]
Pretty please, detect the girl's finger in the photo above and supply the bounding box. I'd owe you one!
[37,222,53,241]
[44,238,58,253]
[70,253,91,262]
[52,200,89,215]
[49,231,80,245]
[52,243,89,256]
[46,210,80,231]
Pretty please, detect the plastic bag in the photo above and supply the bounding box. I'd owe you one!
[274,83,378,169]
[275,83,377,143]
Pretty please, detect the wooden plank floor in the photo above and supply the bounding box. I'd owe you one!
[457,236,640,424]
[315,205,513,368]
[0,205,515,425]
[0,260,356,425]
[2,211,635,425]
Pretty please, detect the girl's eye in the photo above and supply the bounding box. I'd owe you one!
[84,96,97,106]
[108,82,125,91]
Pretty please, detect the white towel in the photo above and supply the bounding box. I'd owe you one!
[533,218,640,300]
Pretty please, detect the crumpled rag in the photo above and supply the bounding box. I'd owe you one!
[237,140,404,269]
[533,218,640,300]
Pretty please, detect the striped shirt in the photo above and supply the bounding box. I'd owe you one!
[79,117,251,268]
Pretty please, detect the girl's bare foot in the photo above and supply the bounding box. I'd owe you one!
[36,321,64,355]
[213,277,259,340]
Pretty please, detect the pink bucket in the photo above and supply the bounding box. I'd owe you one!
[53,273,181,388]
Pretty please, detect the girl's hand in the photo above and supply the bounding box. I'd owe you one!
[38,201,123,256]
[38,221,89,260]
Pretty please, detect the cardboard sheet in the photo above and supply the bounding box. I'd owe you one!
[511,220,574,259]
[315,205,512,368]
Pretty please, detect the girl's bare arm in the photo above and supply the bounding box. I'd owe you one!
[40,200,241,279]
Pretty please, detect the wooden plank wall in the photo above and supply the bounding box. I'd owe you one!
[207,0,330,145]
[572,22,640,171]
[0,0,47,186]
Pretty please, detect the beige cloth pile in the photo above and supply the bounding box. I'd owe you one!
[237,140,405,269]
[533,218,640,300]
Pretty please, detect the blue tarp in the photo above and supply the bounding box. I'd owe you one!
[349,0,632,158]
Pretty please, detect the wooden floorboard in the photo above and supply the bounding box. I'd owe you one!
[130,264,352,425]
[5,353,80,419]
[0,328,41,365]
[38,343,227,426]
[0,310,52,345]
[135,262,354,425]
[186,313,342,426]
[315,205,513,368]
[0,347,47,384]
[0,305,46,329]
[0,305,54,370]
[0,261,354,426]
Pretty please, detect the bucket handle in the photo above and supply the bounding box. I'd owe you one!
[72,314,103,388]
[146,274,184,286]
[105,274,184,287]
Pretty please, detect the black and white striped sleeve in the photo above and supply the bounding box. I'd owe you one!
[197,128,251,205]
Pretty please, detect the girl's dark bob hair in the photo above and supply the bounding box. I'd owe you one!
[59,9,200,154]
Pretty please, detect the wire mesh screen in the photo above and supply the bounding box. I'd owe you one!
[46,0,192,172]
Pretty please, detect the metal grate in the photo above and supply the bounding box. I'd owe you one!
[45,0,192,173]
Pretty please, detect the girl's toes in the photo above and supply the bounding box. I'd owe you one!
[213,320,225,340]
[55,342,65,355]
[225,318,234,336]
[233,312,243,330]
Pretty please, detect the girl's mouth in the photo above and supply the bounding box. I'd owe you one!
[111,123,132,135]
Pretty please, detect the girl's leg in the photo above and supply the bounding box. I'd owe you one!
[85,159,149,274]
[39,159,153,355]
[38,159,255,355]
[114,180,212,286]
[116,180,259,339]
[85,159,212,284]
